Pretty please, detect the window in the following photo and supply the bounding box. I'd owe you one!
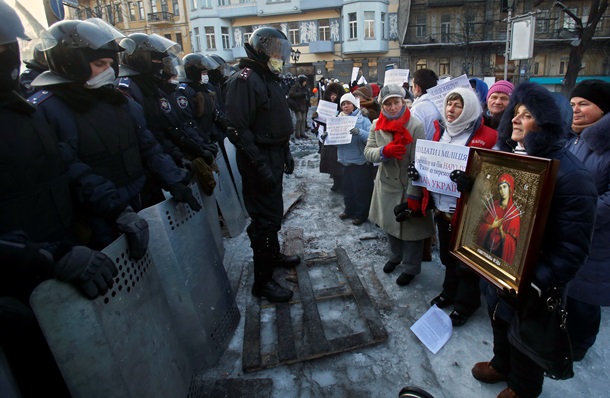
[319,19,330,41]
[289,22,300,44]
[137,1,144,20]
[559,61,566,74]
[106,5,113,23]
[161,0,168,13]
[150,0,158,13]
[221,27,230,50]
[416,58,427,70]
[349,12,357,39]
[466,13,476,37]
[243,26,253,44]
[164,33,172,40]
[115,4,123,22]
[536,10,550,33]
[364,11,375,39]
[190,0,196,9]
[94,5,101,17]
[439,58,450,76]
[205,26,216,50]
[201,0,211,7]
[193,27,201,51]
[563,7,577,30]
[534,62,540,75]
[128,2,136,21]
[218,0,228,5]
[175,33,183,49]
[440,15,451,43]
[172,0,179,15]
[416,15,426,38]
[381,12,386,39]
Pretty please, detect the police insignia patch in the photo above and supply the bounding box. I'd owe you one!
[177,96,188,109]
[239,67,252,80]
[160,98,171,112]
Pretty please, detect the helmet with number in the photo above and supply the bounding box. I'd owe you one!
[244,27,291,66]
[298,74,307,85]
[0,0,30,92]
[119,33,181,80]
[180,53,219,83]
[35,18,134,86]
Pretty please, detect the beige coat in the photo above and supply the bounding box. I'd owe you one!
[364,116,435,241]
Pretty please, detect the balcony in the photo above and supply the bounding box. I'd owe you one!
[147,12,174,24]
[428,0,465,7]
[309,40,334,54]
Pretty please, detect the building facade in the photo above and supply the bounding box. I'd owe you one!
[400,0,610,91]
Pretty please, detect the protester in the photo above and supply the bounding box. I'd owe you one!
[410,68,441,140]
[364,85,435,286]
[353,84,381,122]
[320,82,346,193]
[288,74,310,139]
[469,78,489,109]
[472,82,597,398]
[485,80,514,130]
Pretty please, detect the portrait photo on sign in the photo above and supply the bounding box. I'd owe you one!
[450,148,558,293]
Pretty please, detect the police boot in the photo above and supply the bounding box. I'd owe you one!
[269,234,301,268]
[251,238,293,303]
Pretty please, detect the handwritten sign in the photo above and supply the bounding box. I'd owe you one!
[383,69,410,87]
[426,74,472,114]
[316,99,338,122]
[324,116,357,145]
[351,67,360,84]
[412,140,470,198]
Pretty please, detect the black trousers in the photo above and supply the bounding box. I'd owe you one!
[342,163,374,220]
[566,296,601,356]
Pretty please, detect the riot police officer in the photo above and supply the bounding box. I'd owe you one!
[18,47,48,98]
[224,27,300,303]
[28,18,201,252]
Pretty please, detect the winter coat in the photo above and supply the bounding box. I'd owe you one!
[358,97,381,122]
[410,93,441,140]
[288,82,310,113]
[319,83,346,176]
[336,109,372,166]
[364,114,435,241]
[483,82,597,322]
[566,113,610,306]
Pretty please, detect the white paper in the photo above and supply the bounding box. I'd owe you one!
[412,140,470,198]
[483,77,496,90]
[357,75,367,85]
[383,69,410,87]
[410,305,453,354]
[351,67,360,84]
[426,74,472,114]
[324,116,357,145]
[316,100,338,122]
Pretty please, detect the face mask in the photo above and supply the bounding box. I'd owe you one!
[169,79,179,85]
[200,74,209,84]
[267,58,284,74]
[85,67,116,89]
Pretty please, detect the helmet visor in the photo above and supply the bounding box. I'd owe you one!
[260,35,291,63]
[148,33,181,55]
[81,18,134,54]
[160,53,181,77]
[201,55,220,71]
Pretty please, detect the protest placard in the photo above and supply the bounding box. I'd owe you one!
[324,116,357,145]
[426,74,472,114]
[383,69,410,87]
[315,99,338,122]
[412,140,470,198]
[351,67,360,84]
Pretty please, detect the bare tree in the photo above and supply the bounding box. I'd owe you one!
[77,0,129,27]
[555,0,609,95]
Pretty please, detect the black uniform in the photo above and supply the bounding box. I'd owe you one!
[175,81,223,145]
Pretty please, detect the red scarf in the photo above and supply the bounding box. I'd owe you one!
[375,107,413,145]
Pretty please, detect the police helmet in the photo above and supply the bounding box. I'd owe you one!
[181,53,219,82]
[244,27,291,64]
[24,47,48,71]
[0,0,29,91]
[119,33,181,80]
[38,18,134,85]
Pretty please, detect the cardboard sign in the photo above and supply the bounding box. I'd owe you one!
[426,74,472,114]
[412,140,470,198]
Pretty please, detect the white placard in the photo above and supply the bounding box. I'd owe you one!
[357,75,368,85]
[324,116,357,145]
[412,140,470,198]
[315,99,338,122]
[483,77,496,89]
[351,67,360,84]
[383,69,410,87]
[410,305,453,354]
[426,74,472,114]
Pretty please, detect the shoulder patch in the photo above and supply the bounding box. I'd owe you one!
[176,95,189,109]
[27,90,53,106]
[159,97,172,113]
[178,83,189,91]
[239,67,253,80]
[118,77,131,89]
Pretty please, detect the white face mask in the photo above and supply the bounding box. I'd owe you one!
[200,73,209,84]
[85,67,116,89]
[267,58,284,74]
[169,79,179,85]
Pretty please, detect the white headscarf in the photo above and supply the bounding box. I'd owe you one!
[442,87,482,137]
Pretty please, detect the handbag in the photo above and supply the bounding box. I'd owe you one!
[508,287,574,380]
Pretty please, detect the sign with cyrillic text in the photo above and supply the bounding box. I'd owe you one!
[324,116,357,145]
[412,140,470,198]
[426,74,472,114]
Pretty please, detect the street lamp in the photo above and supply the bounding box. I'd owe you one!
[504,0,516,80]
[291,48,301,63]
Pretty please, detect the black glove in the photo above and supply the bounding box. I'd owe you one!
[450,170,474,193]
[407,162,420,181]
[321,131,328,141]
[53,246,118,299]
[394,202,412,222]
[214,112,228,133]
[116,207,149,260]
[254,162,275,192]
[284,146,295,175]
[169,183,202,211]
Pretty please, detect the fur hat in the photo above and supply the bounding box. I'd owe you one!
[378,84,405,105]
[340,92,359,108]
[486,80,514,100]
[570,79,610,114]
[353,85,373,100]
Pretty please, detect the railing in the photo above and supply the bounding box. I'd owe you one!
[147,11,174,22]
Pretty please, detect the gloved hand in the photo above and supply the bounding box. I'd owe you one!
[450,170,474,193]
[255,161,275,192]
[201,149,215,166]
[169,183,202,211]
[214,112,228,133]
[393,202,411,222]
[284,147,295,175]
[382,142,407,160]
[116,207,149,260]
[349,127,360,135]
[53,246,118,299]
[407,162,420,181]
[499,287,519,308]
[320,131,328,141]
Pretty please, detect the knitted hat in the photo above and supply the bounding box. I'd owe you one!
[370,83,381,97]
[570,79,610,114]
[340,92,359,108]
[353,85,373,100]
[486,80,514,100]
[378,84,405,105]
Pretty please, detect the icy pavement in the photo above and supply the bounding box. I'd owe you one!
[195,135,610,398]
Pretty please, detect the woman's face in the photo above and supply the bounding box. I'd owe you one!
[487,92,510,116]
[570,96,604,127]
[341,101,355,114]
[382,97,404,117]
[498,182,510,201]
[330,92,338,102]
[445,98,464,122]
[511,105,538,144]
[88,58,114,80]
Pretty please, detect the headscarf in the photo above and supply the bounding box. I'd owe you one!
[442,87,482,137]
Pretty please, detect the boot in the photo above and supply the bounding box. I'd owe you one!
[251,236,294,302]
[269,234,301,268]
[251,279,293,303]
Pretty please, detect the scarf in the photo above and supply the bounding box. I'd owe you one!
[571,121,597,134]
[376,105,413,145]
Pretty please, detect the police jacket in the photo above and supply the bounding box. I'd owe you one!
[224,59,292,148]
[174,81,219,144]
[29,84,187,214]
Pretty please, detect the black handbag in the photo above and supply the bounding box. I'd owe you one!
[508,287,574,380]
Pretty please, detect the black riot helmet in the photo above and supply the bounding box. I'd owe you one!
[244,27,291,64]
[37,18,134,85]
[180,53,219,83]
[0,0,30,92]
[24,47,49,72]
[119,33,181,80]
